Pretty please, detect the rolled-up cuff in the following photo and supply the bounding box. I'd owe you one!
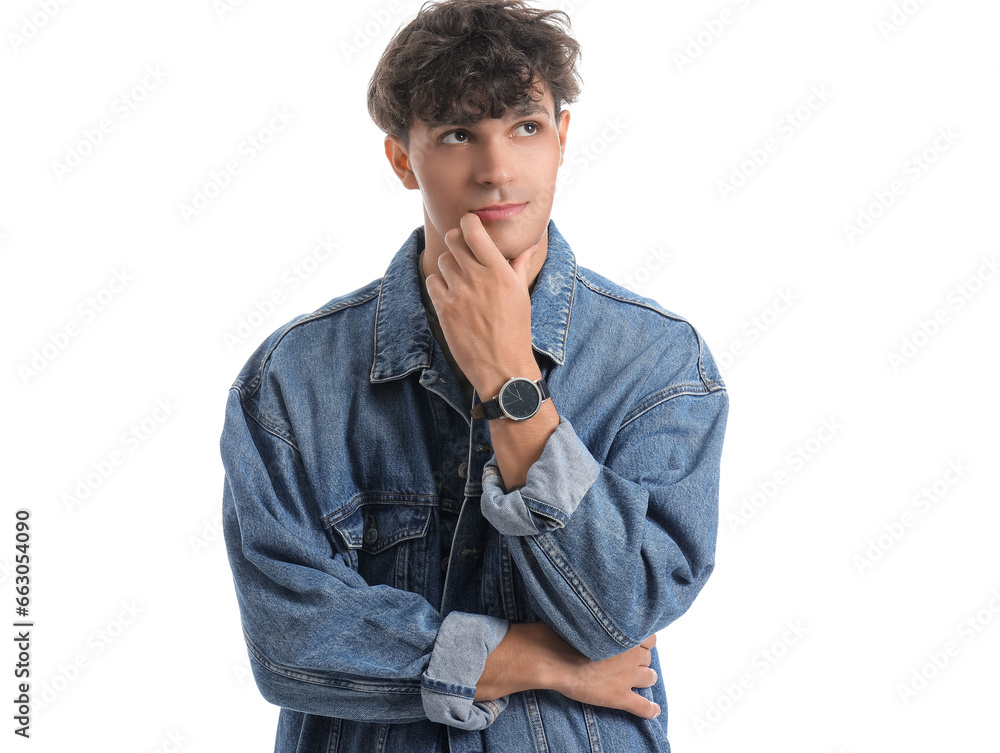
[421,611,510,730]
[480,416,601,536]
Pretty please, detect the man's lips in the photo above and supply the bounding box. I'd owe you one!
[471,203,526,221]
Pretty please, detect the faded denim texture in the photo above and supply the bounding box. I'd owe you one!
[221,220,729,752]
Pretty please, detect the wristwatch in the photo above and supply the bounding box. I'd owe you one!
[471,377,550,421]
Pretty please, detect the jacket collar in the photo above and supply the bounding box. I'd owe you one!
[370,219,576,383]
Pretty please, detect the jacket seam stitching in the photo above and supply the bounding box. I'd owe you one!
[576,273,725,395]
[239,394,300,452]
[369,275,387,383]
[696,330,710,389]
[245,631,421,694]
[576,274,691,323]
[620,385,726,430]
[322,492,440,527]
[419,680,475,700]
[520,496,568,526]
[234,286,380,400]
[533,536,631,650]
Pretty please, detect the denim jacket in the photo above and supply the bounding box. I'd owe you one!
[221,220,729,753]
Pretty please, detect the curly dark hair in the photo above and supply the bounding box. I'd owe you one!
[368,0,582,145]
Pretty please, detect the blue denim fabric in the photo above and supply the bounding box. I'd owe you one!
[221,220,729,753]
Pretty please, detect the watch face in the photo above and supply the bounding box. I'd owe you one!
[500,379,541,420]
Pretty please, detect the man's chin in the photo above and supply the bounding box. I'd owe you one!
[487,225,548,260]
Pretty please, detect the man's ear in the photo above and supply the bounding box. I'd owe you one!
[384,135,420,190]
[556,109,571,166]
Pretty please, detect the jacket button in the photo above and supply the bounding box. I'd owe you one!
[458,462,469,479]
[364,516,379,545]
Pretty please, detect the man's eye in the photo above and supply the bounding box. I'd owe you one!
[440,130,468,144]
[516,122,539,136]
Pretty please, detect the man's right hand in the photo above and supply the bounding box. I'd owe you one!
[474,621,661,719]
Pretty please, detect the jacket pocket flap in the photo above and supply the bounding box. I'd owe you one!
[326,496,434,554]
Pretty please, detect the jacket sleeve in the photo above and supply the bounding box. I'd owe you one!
[221,387,509,729]
[479,372,728,662]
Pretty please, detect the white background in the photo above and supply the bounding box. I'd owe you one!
[2,0,998,750]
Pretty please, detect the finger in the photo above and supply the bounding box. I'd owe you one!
[509,243,537,287]
[627,644,648,667]
[459,213,505,266]
[622,692,661,720]
[424,272,448,303]
[443,228,474,270]
[640,634,657,650]
[436,250,462,286]
[631,667,657,689]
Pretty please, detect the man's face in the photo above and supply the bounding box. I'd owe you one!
[385,83,570,261]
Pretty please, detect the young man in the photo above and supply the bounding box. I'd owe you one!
[221,1,728,751]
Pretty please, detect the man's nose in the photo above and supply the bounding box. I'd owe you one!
[474,138,515,186]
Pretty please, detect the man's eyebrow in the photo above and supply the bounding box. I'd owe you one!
[427,102,551,131]
[508,101,551,119]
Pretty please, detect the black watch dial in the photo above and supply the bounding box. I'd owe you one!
[499,379,541,420]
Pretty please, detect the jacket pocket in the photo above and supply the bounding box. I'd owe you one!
[325,494,437,592]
